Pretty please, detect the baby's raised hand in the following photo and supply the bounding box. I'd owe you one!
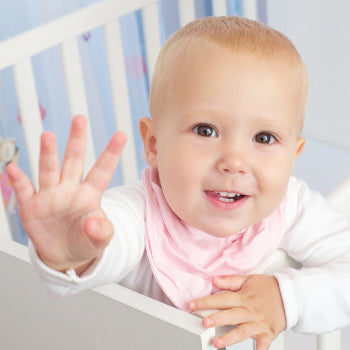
[189,275,286,350]
[6,115,126,273]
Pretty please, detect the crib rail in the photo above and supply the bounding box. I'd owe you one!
[0,239,217,350]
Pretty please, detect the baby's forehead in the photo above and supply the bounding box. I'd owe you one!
[165,43,307,92]
[155,45,306,131]
[161,30,305,78]
[150,17,308,128]
[153,16,307,81]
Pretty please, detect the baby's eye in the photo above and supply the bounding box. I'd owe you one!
[193,124,218,137]
[255,132,276,144]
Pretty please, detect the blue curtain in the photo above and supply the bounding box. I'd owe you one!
[0,0,265,244]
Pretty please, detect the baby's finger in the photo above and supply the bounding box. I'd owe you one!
[84,132,127,193]
[61,115,87,183]
[39,131,60,189]
[189,291,241,311]
[212,322,259,349]
[212,275,249,291]
[6,163,35,205]
[202,307,251,328]
[254,335,272,350]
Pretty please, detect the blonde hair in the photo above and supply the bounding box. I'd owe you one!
[150,16,308,122]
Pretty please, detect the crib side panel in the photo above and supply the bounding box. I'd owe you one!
[0,241,215,350]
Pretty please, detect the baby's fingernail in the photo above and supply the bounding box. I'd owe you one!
[213,276,222,283]
[203,317,213,328]
[213,338,223,348]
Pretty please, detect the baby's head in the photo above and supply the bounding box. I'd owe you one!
[140,16,308,237]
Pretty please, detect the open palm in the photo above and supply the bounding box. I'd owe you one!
[6,115,126,273]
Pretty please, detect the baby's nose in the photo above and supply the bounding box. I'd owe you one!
[216,143,249,175]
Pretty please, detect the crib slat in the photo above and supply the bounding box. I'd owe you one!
[12,59,43,189]
[242,0,258,20]
[104,20,139,183]
[60,38,95,177]
[142,2,162,81]
[211,0,228,16]
[0,190,12,241]
[178,0,196,26]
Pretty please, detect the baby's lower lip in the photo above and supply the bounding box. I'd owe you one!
[205,191,248,210]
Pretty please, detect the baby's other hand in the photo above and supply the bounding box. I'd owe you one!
[189,274,286,350]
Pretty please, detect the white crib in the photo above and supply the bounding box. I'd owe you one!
[0,1,348,349]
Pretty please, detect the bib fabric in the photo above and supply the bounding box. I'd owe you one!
[142,167,286,311]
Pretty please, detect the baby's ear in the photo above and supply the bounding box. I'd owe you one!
[139,117,158,168]
[295,137,306,158]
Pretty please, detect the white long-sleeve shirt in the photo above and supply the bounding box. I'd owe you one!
[29,176,350,333]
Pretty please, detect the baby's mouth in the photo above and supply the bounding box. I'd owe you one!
[207,191,245,202]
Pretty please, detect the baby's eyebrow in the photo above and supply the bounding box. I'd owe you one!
[179,108,217,117]
[178,107,241,124]
[250,116,293,131]
[177,111,216,124]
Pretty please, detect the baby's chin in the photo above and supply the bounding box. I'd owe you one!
[187,213,269,238]
[188,220,247,239]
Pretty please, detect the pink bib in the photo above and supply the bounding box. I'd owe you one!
[142,167,286,311]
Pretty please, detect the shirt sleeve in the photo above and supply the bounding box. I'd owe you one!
[29,181,146,299]
[275,177,350,333]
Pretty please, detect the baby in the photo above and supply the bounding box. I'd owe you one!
[6,16,350,349]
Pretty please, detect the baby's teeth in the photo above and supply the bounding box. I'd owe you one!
[218,191,238,198]
[228,193,238,198]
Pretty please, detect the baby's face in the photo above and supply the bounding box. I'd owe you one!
[143,48,305,237]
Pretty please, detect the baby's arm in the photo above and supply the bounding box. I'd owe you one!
[6,115,126,274]
[189,275,285,350]
[274,177,350,333]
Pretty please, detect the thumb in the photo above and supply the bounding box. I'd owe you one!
[84,216,114,251]
[212,275,249,292]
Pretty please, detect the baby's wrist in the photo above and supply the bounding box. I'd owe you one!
[38,252,95,276]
